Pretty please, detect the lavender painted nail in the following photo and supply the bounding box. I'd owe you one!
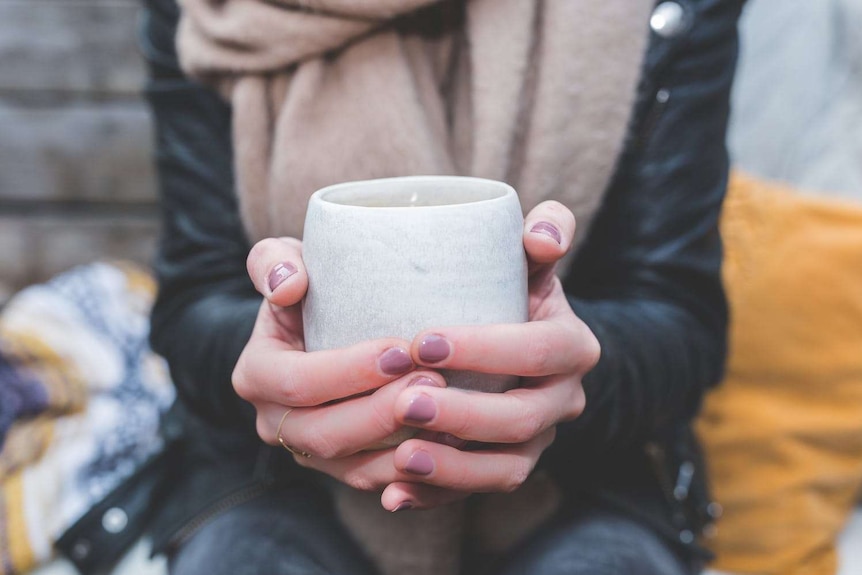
[379,347,413,375]
[405,450,434,476]
[393,501,414,512]
[418,334,450,364]
[530,221,562,244]
[268,262,297,292]
[404,393,436,423]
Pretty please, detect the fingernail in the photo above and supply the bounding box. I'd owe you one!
[530,221,562,244]
[379,347,414,375]
[408,376,443,388]
[393,501,414,512]
[404,393,436,423]
[418,334,450,364]
[405,450,434,476]
[268,262,297,292]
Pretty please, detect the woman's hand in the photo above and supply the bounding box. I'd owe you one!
[369,200,600,510]
[233,237,446,475]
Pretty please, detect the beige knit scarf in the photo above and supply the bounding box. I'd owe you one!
[178,1,651,573]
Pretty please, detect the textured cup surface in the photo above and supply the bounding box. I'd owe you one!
[302,176,528,397]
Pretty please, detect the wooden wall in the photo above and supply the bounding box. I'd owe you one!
[0,0,159,303]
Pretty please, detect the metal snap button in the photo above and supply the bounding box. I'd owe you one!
[656,89,670,104]
[707,501,724,519]
[101,507,129,534]
[72,539,91,560]
[650,2,688,38]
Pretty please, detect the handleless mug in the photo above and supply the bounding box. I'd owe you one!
[302,176,528,442]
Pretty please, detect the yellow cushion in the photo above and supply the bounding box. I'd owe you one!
[696,172,862,575]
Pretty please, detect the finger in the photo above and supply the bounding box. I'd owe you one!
[257,371,447,456]
[523,201,576,267]
[233,337,415,406]
[393,375,585,443]
[246,237,308,306]
[387,430,555,494]
[292,446,443,494]
[291,448,399,492]
[410,320,598,377]
[381,483,468,511]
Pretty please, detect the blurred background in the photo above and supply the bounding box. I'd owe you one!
[0,0,157,304]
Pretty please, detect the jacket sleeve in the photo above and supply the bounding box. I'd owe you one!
[555,0,742,456]
[141,0,260,432]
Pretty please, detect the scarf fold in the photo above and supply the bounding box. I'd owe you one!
[178,0,652,248]
[178,2,652,574]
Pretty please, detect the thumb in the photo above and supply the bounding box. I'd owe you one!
[246,237,308,307]
[523,201,576,275]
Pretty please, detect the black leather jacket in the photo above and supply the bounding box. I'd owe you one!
[136,0,743,564]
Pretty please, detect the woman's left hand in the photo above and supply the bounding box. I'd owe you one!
[291,200,601,510]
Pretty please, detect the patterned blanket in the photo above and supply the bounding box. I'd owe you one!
[0,262,174,575]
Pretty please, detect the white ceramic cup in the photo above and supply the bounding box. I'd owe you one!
[302,175,528,399]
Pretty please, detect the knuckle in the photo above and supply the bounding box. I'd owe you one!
[277,370,308,406]
[526,333,554,375]
[512,406,546,443]
[502,462,532,493]
[449,403,478,439]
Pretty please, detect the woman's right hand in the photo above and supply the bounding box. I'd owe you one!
[232,237,447,490]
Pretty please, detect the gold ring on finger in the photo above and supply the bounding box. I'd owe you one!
[276,408,311,458]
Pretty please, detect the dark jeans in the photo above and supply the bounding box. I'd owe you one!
[168,486,697,575]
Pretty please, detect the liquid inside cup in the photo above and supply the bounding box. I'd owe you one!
[316,177,512,208]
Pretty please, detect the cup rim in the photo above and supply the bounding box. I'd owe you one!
[310,176,517,209]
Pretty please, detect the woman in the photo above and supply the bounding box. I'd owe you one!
[140,0,743,573]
